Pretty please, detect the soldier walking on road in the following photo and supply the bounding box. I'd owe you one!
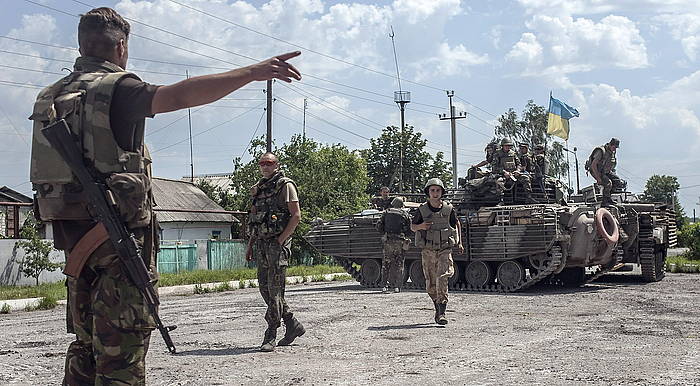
[411,179,464,325]
[586,138,624,206]
[28,7,301,384]
[376,197,412,293]
[246,153,305,352]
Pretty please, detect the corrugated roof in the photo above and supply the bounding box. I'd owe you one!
[152,178,236,223]
[0,186,32,203]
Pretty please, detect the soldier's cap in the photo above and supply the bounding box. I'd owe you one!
[391,197,404,208]
[608,137,620,147]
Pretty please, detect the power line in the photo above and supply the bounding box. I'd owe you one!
[240,109,267,159]
[273,109,363,148]
[153,102,264,153]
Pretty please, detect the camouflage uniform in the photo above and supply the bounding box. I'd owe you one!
[376,205,411,290]
[371,196,393,211]
[29,57,157,385]
[491,148,533,195]
[248,171,303,349]
[588,141,624,202]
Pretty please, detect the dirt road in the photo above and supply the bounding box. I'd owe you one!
[1,270,699,385]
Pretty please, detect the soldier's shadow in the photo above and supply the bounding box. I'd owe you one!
[175,346,259,356]
[367,323,443,331]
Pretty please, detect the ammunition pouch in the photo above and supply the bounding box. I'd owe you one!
[106,172,152,229]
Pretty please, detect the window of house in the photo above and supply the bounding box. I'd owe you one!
[211,230,221,240]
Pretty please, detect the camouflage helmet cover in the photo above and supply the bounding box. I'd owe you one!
[423,177,446,196]
[391,196,404,208]
[608,137,620,148]
[500,138,514,147]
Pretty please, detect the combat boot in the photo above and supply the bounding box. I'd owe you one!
[436,302,448,325]
[433,301,441,324]
[278,317,306,346]
[260,327,277,352]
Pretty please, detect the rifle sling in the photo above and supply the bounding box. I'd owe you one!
[64,222,110,278]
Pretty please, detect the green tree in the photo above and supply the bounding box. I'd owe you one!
[495,100,569,180]
[361,125,453,194]
[15,213,61,286]
[678,223,700,259]
[641,175,686,225]
[228,135,369,264]
[195,179,235,209]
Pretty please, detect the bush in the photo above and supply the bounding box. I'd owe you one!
[1,303,10,314]
[678,222,700,259]
[25,295,58,311]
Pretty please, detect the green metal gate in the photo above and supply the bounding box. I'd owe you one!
[157,244,197,273]
[207,240,247,270]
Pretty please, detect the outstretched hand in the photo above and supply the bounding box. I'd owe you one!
[251,51,302,83]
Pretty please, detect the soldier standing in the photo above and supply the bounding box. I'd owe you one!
[245,152,305,352]
[376,197,412,293]
[491,138,536,203]
[371,186,393,210]
[29,7,301,384]
[533,143,548,180]
[518,143,534,174]
[587,138,623,206]
[411,178,464,325]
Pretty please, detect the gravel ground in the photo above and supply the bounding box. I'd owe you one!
[1,269,699,385]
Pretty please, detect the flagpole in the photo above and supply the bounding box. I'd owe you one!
[565,139,571,191]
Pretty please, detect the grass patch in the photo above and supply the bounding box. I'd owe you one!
[666,255,700,273]
[311,274,326,282]
[24,295,58,311]
[0,265,350,301]
[331,274,353,281]
[0,281,66,301]
[1,303,10,314]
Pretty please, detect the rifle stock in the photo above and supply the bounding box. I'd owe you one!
[41,119,177,354]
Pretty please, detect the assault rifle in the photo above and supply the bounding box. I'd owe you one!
[42,119,177,354]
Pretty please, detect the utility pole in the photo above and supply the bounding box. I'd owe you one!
[266,80,273,152]
[302,98,307,139]
[438,90,466,188]
[390,26,409,193]
[186,70,194,182]
[563,146,580,193]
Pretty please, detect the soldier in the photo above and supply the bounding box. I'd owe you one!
[376,197,412,293]
[245,152,305,352]
[371,186,393,210]
[28,7,301,384]
[468,142,497,179]
[586,137,623,206]
[518,143,535,174]
[491,138,536,203]
[411,178,464,325]
[533,143,548,180]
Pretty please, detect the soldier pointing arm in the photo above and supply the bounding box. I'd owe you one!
[29,7,301,384]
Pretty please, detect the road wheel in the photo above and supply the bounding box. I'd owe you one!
[465,261,493,288]
[360,259,381,287]
[448,262,462,288]
[496,260,525,289]
[408,260,426,288]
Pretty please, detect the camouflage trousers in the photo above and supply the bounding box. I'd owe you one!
[600,172,623,199]
[421,248,454,304]
[255,238,294,328]
[64,242,156,386]
[496,173,532,194]
[381,238,406,289]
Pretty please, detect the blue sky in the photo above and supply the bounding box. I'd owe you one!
[1,0,699,214]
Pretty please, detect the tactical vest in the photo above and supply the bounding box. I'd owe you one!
[415,201,458,250]
[383,208,408,236]
[29,56,152,228]
[585,146,616,174]
[493,150,518,173]
[519,153,534,173]
[248,172,296,239]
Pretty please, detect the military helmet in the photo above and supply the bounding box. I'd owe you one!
[391,197,404,208]
[519,142,529,148]
[608,137,620,148]
[534,143,545,151]
[423,178,446,196]
[500,138,514,147]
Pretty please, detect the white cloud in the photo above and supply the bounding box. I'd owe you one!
[507,14,647,75]
[653,14,700,61]
[516,0,700,17]
[413,42,488,81]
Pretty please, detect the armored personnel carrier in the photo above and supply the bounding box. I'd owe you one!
[305,182,622,292]
[572,185,677,282]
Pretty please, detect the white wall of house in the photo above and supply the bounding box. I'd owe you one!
[0,239,65,285]
[160,222,232,242]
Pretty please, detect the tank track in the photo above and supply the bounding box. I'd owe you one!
[583,245,624,285]
[639,221,663,281]
[345,246,565,293]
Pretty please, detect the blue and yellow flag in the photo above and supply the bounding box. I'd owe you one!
[546,95,579,140]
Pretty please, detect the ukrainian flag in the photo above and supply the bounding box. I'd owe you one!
[547,95,579,140]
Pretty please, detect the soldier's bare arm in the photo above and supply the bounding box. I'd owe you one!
[455,216,465,254]
[151,51,301,114]
[277,201,301,245]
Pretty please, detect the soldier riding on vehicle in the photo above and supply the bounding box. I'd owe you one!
[586,137,625,206]
[491,138,536,204]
